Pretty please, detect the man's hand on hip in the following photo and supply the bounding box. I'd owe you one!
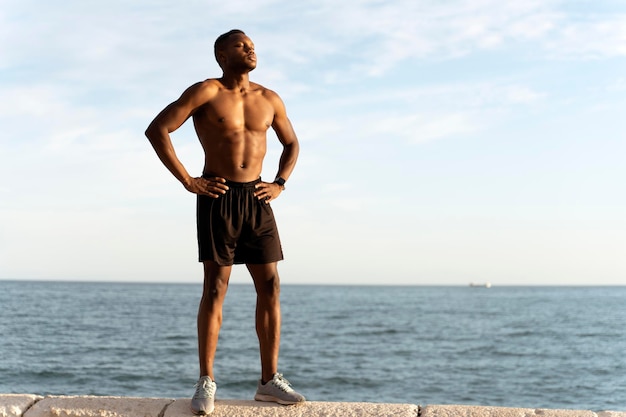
[184,177,229,197]
[254,182,283,204]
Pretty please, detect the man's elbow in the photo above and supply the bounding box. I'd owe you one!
[286,139,300,155]
[145,123,161,142]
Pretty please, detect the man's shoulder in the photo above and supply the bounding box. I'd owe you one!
[250,82,281,102]
[179,79,221,103]
[194,78,222,92]
[184,78,221,93]
[202,78,223,85]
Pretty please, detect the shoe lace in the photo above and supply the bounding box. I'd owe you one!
[271,373,294,392]
[194,377,215,399]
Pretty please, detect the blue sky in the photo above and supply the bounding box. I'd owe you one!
[1,0,624,285]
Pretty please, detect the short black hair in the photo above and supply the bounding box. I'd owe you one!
[214,29,246,63]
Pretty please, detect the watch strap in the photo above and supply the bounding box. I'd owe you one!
[274,176,286,189]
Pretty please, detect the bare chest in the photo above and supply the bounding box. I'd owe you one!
[196,92,274,133]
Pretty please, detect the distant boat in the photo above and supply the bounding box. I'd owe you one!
[469,282,492,288]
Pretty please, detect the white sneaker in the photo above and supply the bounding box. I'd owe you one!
[191,376,216,415]
[254,373,306,405]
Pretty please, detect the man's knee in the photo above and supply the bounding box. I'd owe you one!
[248,264,281,298]
[258,274,280,298]
[202,262,232,301]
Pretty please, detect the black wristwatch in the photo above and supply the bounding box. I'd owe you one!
[274,176,286,190]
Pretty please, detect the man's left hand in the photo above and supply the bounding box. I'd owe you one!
[254,182,283,204]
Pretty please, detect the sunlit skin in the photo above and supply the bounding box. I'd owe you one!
[145,31,299,384]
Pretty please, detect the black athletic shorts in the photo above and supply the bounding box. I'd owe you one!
[196,177,284,265]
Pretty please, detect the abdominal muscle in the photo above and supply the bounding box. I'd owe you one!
[198,129,268,182]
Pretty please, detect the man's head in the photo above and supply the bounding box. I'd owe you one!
[214,29,256,71]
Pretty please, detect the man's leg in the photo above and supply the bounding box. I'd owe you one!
[248,262,306,404]
[198,260,232,379]
[191,261,231,415]
[247,262,281,382]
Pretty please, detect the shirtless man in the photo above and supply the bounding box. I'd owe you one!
[145,29,304,415]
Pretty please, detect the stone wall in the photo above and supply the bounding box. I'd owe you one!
[1,394,625,417]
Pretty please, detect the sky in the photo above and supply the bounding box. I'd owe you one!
[1,0,625,286]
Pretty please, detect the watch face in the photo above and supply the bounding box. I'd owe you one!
[275,177,286,186]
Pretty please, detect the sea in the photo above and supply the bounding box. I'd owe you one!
[1,281,625,411]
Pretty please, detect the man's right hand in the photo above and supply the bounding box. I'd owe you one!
[184,176,229,197]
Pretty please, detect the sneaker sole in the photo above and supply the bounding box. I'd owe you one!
[254,394,303,405]
[190,405,215,415]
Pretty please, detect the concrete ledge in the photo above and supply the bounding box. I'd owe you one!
[2,395,625,417]
[1,395,42,417]
[166,399,418,416]
[421,404,626,417]
[23,396,173,417]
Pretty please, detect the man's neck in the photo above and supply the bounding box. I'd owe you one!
[219,72,251,90]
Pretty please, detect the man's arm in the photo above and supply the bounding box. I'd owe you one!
[254,90,300,203]
[271,92,300,183]
[145,82,228,197]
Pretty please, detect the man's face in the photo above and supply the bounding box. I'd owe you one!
[220,33,257,72]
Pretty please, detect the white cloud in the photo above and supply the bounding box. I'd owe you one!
[502,85,548,104]
[276,0,563,76]
[546,15,626,58]
[253,0,625,81]
[291,79,545,148]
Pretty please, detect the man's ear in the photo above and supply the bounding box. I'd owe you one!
[216,50,226,67]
